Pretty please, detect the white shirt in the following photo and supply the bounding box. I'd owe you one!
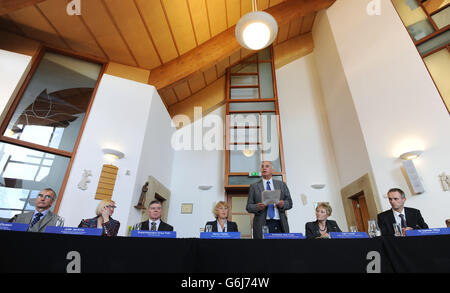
[148,219,161,231]
[263,178,280,220]
[216,220,228,232]
[392,209,406,227]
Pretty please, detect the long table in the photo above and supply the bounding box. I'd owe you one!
[1,230,449,273]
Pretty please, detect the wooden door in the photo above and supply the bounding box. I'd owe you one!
[350,192,370,233]
[226,191,253,239]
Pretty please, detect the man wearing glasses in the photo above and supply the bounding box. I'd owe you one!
[10,188,62,232]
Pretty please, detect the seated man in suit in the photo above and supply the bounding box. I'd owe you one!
[246,161,293,239]
[205,201,238,232]
[377,188,428,236]
[135,200,173,231]
[10,188,62,232]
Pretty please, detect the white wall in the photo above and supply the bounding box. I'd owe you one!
[168,106,225,238]
[320,0,450,228]
[0,49,31,121]
[58,74,166,236]
[276,53,348,234]
[312,11,374,188]
[125,86,175,230]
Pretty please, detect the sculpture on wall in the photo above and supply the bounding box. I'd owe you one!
[134,182,148,210]
[439,172,449,191]
[77,169,92,190]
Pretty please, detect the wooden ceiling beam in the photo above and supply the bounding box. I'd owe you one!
[0,0,46,15]
[148,0,335,90]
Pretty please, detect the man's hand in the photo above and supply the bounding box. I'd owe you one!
[402,227,413,236]
[257,203,267,211]
[276,200,284,209]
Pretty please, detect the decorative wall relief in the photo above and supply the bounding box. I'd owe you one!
[77,169,92,190]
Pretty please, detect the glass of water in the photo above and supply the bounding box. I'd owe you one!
[262,225,269,238]
[56,217,65,227]
[133,222,142,231]
[350,226,358,233]
[205,224,213,232]
[393,223,403,237]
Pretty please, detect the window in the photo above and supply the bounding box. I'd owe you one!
[392,0,450,112]
[0,48,103,218]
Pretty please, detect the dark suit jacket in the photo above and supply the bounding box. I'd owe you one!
[205,220,238,232]
[305,220,341,239]
[377,207,428,236]
[78,216,120,237]
[139,220,174,231]
[246,179,293,239]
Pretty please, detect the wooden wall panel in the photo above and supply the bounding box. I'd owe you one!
[188,72,207,94]
[206,0,227,37]
[226,0,241,28]
[37,0,106,59]
[173,81,192,101]
[258,0,270,10]
[0,30,40,56]
[162,0,197,55]
[188,0,211,45]
[8,5,68,49]
[82,0,136,66]
[300,12,316,34]
[159,88,178,106]
[274,33,314,69]
[216,57,230,77]
[241,0,252,16]
[288,17,303,39]
[276,22,290,44]
[270,0,284,6]
[105,0,161,69]
[203,66,218,85]
[135,0,178,64]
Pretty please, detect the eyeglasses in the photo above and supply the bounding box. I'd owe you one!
[37,194,53,200]
[106,205,117,209]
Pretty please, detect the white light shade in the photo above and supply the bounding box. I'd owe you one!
[102,148,124,163]
[235,11,278,50]
[242,149,255,157]
[399,150,423,160]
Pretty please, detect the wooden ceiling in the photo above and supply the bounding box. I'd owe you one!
[0,0,335,110]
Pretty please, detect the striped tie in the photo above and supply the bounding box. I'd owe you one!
[30,213,43,227]
[151,222,156,231]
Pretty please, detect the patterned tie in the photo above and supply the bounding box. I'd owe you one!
[399,214,407,228]
[30,213,43,227]
[267,181,275,219]
[151,222,157,231]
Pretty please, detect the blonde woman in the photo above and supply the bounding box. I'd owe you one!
[305,202,341,239]
[78,199,120,236]
[204,201,238,232]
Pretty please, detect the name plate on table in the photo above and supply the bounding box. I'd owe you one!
[329,232,369,239]
[200,232,241,239]
[0,222,29,232]
[44,227,102,236]
[263,233,305,239]
[130,230,177,238]
[405,228,450,237]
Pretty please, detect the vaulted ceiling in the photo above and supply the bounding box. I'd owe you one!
[0,0,335,113]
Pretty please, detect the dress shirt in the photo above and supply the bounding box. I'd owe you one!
[392,209,407,227]
[32,209,49,221]
[148,219,161,231]
[263,178,280,220]
[216,220,228,232]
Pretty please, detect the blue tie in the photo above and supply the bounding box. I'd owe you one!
[30,213,43,227]
[267,181,274,219]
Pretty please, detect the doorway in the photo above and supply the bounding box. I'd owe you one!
[226,190,253,239]
[350,191,370,233]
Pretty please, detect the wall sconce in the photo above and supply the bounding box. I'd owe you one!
[102,148,125,164]
[311,184,326,190]
[198,185,213,191]
[235,0,278,50]
[399,150,425,194]
[399,150,423,160]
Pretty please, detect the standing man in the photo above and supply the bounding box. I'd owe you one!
[246,161,293,239]
[11,188,62,232]
[377,188,428,236]
[135,200,173,231]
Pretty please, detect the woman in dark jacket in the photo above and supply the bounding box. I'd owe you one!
[305,202,341,239]
[78,199,120,236]
[205,201,238,232]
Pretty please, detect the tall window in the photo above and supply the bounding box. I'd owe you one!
[391,0,450,112]
[0,49,103,219]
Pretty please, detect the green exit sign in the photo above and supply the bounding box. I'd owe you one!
[249,172,261,177]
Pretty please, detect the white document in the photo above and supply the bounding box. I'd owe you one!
[262,190,280,205]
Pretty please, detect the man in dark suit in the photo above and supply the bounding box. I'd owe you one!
[377,188,428,236]
[10,188,62,232]
[246,161,293,239]
[136,200,173,231]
